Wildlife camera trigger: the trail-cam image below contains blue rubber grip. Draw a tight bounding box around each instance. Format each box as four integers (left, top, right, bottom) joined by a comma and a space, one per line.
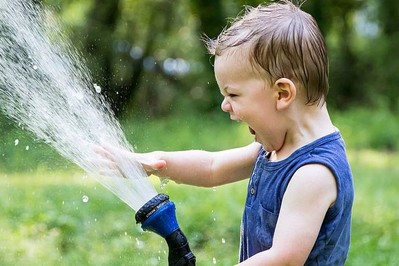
141, 201, 179, 238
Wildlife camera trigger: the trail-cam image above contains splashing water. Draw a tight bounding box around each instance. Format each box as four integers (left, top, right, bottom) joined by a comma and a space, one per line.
0, 0, 157, 211
82, 195, 89, 203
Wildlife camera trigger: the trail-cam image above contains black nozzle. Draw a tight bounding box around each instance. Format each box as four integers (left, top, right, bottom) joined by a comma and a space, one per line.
135, 193, 170, 224
165, 228, 196, 266
135, 194, 196, 266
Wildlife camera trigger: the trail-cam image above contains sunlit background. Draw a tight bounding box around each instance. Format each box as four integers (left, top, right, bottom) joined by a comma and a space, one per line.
1, 0, 399, 265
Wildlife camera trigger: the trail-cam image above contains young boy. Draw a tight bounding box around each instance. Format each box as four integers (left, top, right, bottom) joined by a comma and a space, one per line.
100, 1, 354, 265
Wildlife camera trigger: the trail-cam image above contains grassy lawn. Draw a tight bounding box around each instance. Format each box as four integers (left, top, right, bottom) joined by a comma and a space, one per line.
347, 150, 399, 265
0, 171, 246, 265
1, 109, 399, 265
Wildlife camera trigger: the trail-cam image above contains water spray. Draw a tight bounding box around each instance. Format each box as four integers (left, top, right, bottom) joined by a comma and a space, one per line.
135, 194, 196, 266
0, 1, 196, 264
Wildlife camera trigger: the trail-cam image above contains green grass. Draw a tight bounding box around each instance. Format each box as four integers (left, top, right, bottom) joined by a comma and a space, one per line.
347, 150, 399, 265
1, 108, 399, 265
0, 171, 246, 265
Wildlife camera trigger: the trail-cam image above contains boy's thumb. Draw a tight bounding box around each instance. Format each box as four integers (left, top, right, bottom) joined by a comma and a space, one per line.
152, 160, 166, 170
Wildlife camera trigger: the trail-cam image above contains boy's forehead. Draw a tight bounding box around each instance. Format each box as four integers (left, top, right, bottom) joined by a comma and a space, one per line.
214, 52, 244, 74
214, 51, 259, 85
215, 45, 250, 67
214, 46, 264, 79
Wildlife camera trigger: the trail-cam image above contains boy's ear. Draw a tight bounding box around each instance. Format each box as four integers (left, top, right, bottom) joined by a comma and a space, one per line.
273, 78, 296, 110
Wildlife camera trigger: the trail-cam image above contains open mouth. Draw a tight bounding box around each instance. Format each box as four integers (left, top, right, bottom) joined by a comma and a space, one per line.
249, 126, 256, 135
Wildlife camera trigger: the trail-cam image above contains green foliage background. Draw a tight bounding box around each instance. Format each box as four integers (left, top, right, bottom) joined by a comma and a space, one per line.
36, 0, 399, 115
1, 0, 399, 265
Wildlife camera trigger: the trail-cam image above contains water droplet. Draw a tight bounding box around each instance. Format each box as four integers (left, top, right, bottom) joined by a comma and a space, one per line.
221, 238, 226, 244
25, 145, 29, 150
14, 139, 19, 146
135, 238, 145, 249
124, 231, 128, 236
212, 257, 217, 264
160, 178, 169, 189
82, 195, 89, 203
211, 209, 216, 221
93, 83, 101, 93
32, 64, 38, 70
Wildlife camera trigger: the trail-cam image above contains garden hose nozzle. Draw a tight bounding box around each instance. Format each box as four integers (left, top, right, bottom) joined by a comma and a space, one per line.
135, 194, 196, 266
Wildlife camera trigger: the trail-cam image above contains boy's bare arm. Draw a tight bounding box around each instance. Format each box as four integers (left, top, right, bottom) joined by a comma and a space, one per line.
96, 142, 261, 187
237, 164, 338, 265
149, 142, 260, 187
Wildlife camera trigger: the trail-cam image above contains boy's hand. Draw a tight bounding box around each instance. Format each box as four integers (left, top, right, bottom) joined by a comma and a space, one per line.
94, 145, 166, 177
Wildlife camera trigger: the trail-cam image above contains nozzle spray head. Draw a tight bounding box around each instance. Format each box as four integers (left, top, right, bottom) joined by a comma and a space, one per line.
135, 194, 196, 266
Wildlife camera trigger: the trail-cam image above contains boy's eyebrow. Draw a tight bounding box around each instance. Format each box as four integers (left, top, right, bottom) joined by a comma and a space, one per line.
220, 85, 239, 97
223, 85, 236, 92
220, 85, 232, 95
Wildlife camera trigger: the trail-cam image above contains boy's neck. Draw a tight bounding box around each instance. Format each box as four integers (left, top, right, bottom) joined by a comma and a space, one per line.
272, 104, 336, 162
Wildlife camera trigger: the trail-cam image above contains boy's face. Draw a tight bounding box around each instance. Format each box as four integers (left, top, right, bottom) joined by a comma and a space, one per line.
214, 52, 283, 149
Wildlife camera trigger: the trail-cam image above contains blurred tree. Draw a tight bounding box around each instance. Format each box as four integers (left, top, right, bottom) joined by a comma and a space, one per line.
112, 0, 179, 116
81, 0, 122, 111
41, 0, 393, 115
373, 0, 399, 109
377, 0, 399, 35
302, 0, 365, 108
188, 0, 225, 111
190, 0, 225, 40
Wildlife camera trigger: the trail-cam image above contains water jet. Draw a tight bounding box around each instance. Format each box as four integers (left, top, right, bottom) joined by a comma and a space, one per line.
0, 1, 196, 264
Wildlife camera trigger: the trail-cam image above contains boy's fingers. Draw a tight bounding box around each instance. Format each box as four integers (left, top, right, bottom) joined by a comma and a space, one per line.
138, 158, 166, 172
98, 168, 124, 178
150, 160, 167, 170
94, 145, 116, 161
91, 156, 118, 168
93, 144, 166, 175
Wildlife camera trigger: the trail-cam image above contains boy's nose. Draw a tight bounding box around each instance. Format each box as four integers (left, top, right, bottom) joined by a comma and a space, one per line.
221, 98, 231, 113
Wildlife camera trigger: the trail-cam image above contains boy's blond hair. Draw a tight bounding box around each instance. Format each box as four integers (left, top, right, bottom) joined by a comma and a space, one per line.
206, 1, 328, 105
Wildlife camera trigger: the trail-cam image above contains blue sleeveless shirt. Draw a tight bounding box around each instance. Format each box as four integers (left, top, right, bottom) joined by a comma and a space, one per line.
239, 131, 354, 265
